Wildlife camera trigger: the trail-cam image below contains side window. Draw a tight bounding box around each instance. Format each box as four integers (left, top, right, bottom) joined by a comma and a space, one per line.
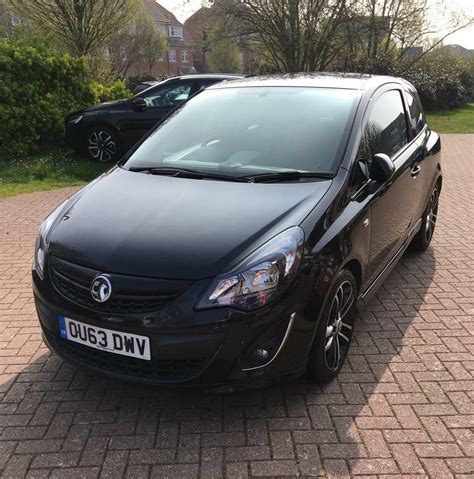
350, 90, 409, 194
365, 90, 408, 158
141, 82, 193, 108
406, 91, 426, 137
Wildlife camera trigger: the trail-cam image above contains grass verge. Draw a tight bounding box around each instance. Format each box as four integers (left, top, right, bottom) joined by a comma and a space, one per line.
0, 148, 111, 199
426, 103, 474, 134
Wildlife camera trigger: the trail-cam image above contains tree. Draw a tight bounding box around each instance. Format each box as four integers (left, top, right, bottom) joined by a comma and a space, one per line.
342, 0, 474, 69
212, 0, 354, 72
207, 35, 241, 72
107, 9, 167, 78
7, 0, 139, 56
142, 20, 168, 75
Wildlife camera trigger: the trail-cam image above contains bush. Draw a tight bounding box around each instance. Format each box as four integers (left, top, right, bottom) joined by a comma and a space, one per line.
91, 80, 133, 103
343, 53, 473, 110
397, 55, 472, 110
0, 42, 95, 156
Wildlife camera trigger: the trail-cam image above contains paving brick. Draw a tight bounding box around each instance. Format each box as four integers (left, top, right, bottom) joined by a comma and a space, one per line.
296, 444, 323, 476
200, 447, 223, 479
226, 462, 248, 478
30, 452, 81, 469
250, 459, 299, 476
99, 451, 129, 479
392, 443, 424, 474
49, 467, 100, 479
421, 458, 454, 479
414, 443, 463, 458
349, 457, 399, 475
269, 430, 294, 459
150, 463, 199, 478
225, 445, 270, 462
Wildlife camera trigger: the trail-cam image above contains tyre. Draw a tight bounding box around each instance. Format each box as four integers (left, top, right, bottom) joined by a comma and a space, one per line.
412, 182, 440, 252
308, 269, 357, 383
86, 126, 121, 162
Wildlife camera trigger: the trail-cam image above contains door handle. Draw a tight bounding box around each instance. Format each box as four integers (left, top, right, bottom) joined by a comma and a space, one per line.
411, 165, 421, 177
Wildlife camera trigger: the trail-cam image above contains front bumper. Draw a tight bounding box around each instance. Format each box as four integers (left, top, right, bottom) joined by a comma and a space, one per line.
33, 263, 315, 391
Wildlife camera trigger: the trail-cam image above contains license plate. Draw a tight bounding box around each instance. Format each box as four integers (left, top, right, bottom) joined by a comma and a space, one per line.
58, 316, 151, 361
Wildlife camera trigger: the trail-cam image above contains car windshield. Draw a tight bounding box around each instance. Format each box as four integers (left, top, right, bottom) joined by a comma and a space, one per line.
123, 86, 360, 176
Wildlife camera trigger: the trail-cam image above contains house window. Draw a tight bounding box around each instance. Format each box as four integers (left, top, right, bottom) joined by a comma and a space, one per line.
169, 26, 183, 38
169, 50, 177, 62
158, 54, 164, 62
181, 50, 189, 62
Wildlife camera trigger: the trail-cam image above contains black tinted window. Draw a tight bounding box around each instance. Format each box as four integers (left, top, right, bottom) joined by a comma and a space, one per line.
366, 90, 408, 157
406, 91, 425, 137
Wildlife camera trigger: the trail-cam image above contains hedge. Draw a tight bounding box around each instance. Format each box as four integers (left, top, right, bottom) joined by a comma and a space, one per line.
0, 42, 132, 157
345, 54, 474, 111
398, 56, 473, 110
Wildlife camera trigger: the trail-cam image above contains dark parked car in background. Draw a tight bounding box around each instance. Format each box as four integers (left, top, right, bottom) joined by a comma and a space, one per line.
36, 74, 441, 390
65, 74, 244, 162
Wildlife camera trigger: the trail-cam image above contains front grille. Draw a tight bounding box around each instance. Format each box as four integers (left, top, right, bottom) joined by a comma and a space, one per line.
44, 329, 207, 381
49, 255, 190, 314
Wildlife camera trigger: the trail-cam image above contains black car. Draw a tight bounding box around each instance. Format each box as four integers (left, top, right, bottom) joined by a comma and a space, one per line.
35, 74, 441, 391
65, 74, 244, 162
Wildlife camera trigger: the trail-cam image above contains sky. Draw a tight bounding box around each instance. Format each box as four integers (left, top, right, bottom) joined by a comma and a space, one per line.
159, 0, 474, 49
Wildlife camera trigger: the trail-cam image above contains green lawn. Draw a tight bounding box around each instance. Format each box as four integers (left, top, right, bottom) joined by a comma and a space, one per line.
426, 103, 474, 134
0, 148, 110, 199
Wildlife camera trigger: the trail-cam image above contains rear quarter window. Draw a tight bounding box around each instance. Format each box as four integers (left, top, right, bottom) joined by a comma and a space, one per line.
406, 91, 426, 137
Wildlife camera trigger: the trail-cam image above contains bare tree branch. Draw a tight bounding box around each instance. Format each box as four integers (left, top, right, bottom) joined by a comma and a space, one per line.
7, 0, 139, 56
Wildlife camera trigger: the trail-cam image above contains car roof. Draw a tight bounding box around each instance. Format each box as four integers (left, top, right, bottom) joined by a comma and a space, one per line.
207, 72, 402, 91
174, 73, 246, 81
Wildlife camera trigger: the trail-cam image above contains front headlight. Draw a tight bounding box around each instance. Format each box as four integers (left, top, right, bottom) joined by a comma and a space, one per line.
197, 227, 304, 311
33, 201, 68, 279
68, 115, 83, 125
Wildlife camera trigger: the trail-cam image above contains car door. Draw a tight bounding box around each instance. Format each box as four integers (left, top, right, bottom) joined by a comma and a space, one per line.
119, 79, 198, 148
403, 86, 435, 219
362, 87, 423, 284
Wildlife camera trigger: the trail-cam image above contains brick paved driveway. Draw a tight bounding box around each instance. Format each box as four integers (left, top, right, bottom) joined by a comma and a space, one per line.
0, 135, 473, 478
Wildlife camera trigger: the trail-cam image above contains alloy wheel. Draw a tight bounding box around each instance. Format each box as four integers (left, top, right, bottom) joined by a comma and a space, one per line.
88, 130, 117, 162
324, 280, 355, 371
425, 187, 439, 243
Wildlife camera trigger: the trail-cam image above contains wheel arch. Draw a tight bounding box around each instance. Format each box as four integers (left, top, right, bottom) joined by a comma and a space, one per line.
341, 258, 363, 296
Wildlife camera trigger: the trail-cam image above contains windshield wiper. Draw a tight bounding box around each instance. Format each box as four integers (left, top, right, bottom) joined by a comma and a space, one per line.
127, 166, 251, 182
248, 171, 335, 183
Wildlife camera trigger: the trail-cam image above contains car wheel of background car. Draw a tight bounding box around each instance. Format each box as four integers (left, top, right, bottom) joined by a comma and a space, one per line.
86, 126, 121, 162
308, 269, 357, 383
412, 182, 440, 252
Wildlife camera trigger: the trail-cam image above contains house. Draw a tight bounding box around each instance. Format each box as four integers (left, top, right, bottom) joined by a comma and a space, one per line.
143, 0, 196, 76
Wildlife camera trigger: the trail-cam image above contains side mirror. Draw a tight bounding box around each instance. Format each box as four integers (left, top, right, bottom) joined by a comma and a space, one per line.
369, 153, 394, 183
131, 98, 147, 112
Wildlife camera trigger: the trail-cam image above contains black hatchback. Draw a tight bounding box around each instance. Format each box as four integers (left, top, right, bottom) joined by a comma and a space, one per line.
35, 74, 442, 391
65, 74, 243, 162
